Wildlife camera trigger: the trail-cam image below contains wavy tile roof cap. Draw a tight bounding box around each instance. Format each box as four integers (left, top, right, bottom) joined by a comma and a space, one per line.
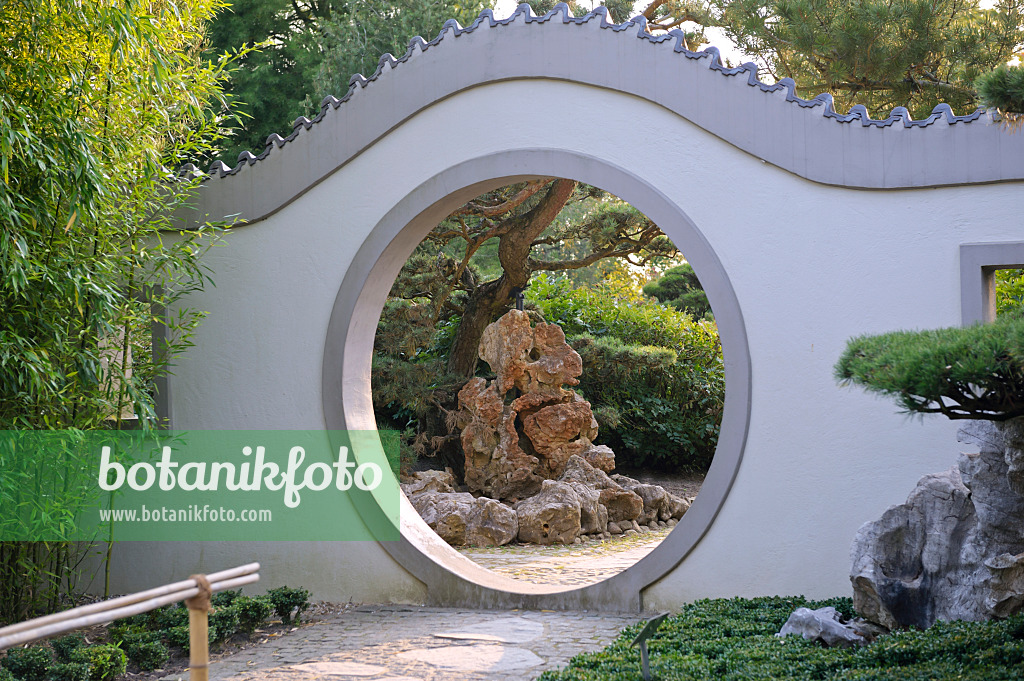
177, 2, 1023, 222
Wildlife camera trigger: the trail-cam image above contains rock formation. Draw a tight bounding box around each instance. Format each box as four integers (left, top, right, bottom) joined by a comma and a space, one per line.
851, 419, 1024, 629
402, 310, 691, 547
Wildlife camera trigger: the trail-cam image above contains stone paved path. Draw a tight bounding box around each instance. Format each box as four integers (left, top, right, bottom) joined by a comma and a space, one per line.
165, 606, 639, 681
457, 526, 672, 586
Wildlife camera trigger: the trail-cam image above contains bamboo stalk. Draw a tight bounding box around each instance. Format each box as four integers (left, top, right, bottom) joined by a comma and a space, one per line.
0, 567, 259, 650
188, 607, 209, 681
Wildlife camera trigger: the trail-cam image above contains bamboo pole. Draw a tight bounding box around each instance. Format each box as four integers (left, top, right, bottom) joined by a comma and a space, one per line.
184, 574, 212, 681
0, 564, 259, 651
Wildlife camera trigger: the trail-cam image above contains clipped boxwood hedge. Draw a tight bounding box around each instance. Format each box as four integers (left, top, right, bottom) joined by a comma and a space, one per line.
539, 596, 1024, 681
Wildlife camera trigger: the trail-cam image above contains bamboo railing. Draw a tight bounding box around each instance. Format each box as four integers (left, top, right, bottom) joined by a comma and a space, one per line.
0, 563, 260, 681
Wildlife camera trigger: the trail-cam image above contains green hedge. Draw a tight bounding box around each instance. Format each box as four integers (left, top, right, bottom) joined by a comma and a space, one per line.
835, 313, 1024, 421
539, 596, 1024, 681
529, 274, 724, 471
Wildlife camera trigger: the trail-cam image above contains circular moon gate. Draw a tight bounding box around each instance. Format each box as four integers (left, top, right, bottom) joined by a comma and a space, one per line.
322, 150, 752, 611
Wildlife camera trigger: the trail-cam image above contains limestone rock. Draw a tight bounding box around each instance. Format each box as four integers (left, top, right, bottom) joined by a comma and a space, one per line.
478, 310, 535, 394
581, 444, 616, 473
776, 607, 868, 648
514, 480, 581, 544
612, 474, 690, 521
458, 377, 542, 501
560, 456, 644, 524
565, 481, 608, 534
522, 400, 597, 478
523, 321, 583, 394
851, 419, 1024, 629
410, 491, 518, 547
400, 469, 456, 497
460, 311, 602, 501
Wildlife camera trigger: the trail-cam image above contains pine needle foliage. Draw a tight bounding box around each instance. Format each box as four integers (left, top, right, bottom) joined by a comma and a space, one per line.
645, 0, 1024, 119
835, 314, 1024, 421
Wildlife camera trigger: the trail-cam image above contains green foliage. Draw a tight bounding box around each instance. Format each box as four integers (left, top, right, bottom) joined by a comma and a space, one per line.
530, 274, 725, 471
0, 0, 240, 617
45, 663, 90, 681
50, 636, 85, 665
68, 646, 125, 681
162, 626, 192, 654
835, 313, 1024, 421
1, 647, 51, 681
210, 589, 241, 609
123, 641, 168, 672
209, 606, 240, 641
210, 0, 486, 162
233, 595, 274, 633
0, 666, 13, 681
650, 0, 1024, 119
147, 605, 188, 632
267, 587, 310, 624
997, 268, 1024, 316
539, 595, 1024, 681
643, 263, 713, 319
977, 63, 1024, 115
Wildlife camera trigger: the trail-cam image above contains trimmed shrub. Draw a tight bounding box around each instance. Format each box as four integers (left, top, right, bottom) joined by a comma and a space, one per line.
147, 604, 188, 632
2, 647, 51, 681
210, 589, 240, 609
233, 596, 273, 633
49, 636, 85, 665
104, 624, 155, 649
642, 263, 712, 319
68, 646, 125, 681
123, 641, 168, 672
538, 596, 1024, 681
0, 669, 11, 681
44, 663, 89, 681
835, 313, 1024, 421
208, 606, 239, 641
162, 626, 190, 653
267, 587, 310, 625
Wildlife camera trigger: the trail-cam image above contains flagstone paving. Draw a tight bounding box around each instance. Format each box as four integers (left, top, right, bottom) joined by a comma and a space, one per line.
165, 606, 640, 681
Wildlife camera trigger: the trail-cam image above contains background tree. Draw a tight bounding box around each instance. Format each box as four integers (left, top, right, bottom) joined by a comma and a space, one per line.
208, 0, 486, 163
642, 0, 1024, 118
643, 263, 712, 319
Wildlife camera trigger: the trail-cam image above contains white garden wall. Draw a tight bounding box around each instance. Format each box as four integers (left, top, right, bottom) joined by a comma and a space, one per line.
102, 5, 1024, 612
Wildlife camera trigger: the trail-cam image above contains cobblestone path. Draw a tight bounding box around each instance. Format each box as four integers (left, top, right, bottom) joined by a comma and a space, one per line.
456, 526, 671, 586
165, 606, 641, 681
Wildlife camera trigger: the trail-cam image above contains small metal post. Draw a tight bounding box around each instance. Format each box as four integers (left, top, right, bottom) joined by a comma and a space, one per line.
630, 612, 669, 681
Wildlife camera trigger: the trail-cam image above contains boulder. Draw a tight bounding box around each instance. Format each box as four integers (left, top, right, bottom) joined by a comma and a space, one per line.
560, 456, 644, 524
514, 480, 582, 544
400, 469, 457, 496
409, 491, 518, 547
565, 481, 608, 534
851, 419, 1024, 629
776, 607, 868, 648
612, 474, 690, 521
581, 444, 616, 473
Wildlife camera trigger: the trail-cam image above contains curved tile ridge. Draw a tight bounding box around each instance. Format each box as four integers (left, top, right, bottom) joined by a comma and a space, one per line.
207, 2, 987, 179
181, 1, 1021, 223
